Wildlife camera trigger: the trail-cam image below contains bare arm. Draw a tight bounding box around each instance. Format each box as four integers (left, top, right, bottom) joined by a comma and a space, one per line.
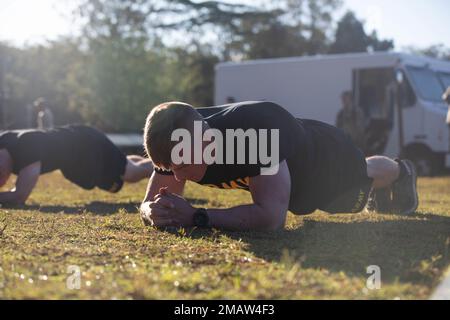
207, 161, 291, 231
0, 162, 41, 205
140, 171, 185, 224
144, 161, 291, 231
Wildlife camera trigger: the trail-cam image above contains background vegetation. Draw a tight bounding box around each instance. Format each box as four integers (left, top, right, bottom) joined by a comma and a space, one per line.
1, 0, 448, 132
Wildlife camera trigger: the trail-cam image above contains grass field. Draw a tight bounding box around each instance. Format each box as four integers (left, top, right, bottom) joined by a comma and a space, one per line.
1, 171, 449, 299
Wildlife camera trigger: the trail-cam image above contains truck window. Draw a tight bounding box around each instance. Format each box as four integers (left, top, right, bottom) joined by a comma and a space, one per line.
353, 67, 403, 156
399, 72, 416, 108
353, 67, 417, 156
407, 66, 444, 102
355, 68, 416, 118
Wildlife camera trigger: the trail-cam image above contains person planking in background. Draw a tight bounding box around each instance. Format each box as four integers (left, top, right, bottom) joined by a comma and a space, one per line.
0, 124, 153, 205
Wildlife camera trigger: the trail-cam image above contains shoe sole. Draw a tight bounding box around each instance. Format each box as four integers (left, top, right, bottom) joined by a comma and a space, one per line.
401, 159, 419, 215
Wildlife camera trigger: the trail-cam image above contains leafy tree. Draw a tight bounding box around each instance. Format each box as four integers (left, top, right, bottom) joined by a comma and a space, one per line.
413, 44, 450, 61
0, 39, 85, 129
172, 44, 219, 107
1, 1, 403, 132
216, 0, 341, 59
330, 11, 393, 54
75, 0, 343, 119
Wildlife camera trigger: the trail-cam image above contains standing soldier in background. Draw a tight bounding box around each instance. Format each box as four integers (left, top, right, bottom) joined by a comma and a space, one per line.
34, 98, 54, 130
443, 87, 450, 126
336, 91, 366, 152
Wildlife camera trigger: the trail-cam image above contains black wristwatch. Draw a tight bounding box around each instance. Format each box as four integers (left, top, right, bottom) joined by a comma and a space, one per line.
193, 208, 210, 228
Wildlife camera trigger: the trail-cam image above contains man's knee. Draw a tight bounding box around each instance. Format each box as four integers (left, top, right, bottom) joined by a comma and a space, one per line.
366, 156, 400, 189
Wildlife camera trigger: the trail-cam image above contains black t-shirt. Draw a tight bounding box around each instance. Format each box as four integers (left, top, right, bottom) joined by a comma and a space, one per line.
0, 125, 111, 175
155, 101, 370, 215
0, 129, 63, 174
155, 101, 311, 208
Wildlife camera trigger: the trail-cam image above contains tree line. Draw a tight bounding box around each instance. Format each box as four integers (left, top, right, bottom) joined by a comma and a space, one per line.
0, 0, 447, 132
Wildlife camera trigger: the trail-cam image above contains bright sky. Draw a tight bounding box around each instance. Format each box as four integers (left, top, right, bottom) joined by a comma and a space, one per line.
0, 0, 448, 49
344, 0, 450, 49
0, 0, 80, 45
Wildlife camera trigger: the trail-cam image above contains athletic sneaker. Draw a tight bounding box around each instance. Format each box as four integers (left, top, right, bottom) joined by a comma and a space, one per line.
366, 188, 392, 213
391, 159, 419, 215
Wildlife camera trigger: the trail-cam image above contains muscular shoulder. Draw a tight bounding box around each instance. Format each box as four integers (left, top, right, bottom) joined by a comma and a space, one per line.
230, 101, 290, 117
205, 101, 296, 130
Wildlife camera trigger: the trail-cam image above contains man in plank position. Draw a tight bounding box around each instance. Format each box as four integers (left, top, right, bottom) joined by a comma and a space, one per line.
0, 125, 153, 205
140, 101, 418, 231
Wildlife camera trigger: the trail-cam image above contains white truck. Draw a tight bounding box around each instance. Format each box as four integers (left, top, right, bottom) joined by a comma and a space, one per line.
215, 52, 450, 175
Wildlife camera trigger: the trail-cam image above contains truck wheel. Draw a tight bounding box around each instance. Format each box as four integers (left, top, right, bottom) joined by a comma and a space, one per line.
413, 156, 434, 176
408, 152, 439, 177
402, 145, 442, 177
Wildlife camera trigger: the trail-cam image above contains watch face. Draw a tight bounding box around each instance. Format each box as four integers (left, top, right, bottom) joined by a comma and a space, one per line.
194, 209, 209, 228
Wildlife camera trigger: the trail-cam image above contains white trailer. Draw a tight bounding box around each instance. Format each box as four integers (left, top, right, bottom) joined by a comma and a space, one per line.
215, 52, 450, 175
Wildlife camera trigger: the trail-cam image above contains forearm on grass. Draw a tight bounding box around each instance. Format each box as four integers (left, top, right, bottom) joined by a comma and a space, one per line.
0, 191, 25, 205
207, 204, 286, 231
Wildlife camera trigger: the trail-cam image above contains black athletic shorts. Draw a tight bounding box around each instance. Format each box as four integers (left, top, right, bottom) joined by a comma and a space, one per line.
288, 120, 373, 215
59, 125, 127, 193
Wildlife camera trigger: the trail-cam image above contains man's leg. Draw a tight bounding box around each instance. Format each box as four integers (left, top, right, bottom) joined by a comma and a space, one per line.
366, 156, 418, 214
123, 156, 154, 183
366, 156, 400, 189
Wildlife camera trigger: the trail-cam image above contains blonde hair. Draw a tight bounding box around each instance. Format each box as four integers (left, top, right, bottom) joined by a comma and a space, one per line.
144, 102, 201, 170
